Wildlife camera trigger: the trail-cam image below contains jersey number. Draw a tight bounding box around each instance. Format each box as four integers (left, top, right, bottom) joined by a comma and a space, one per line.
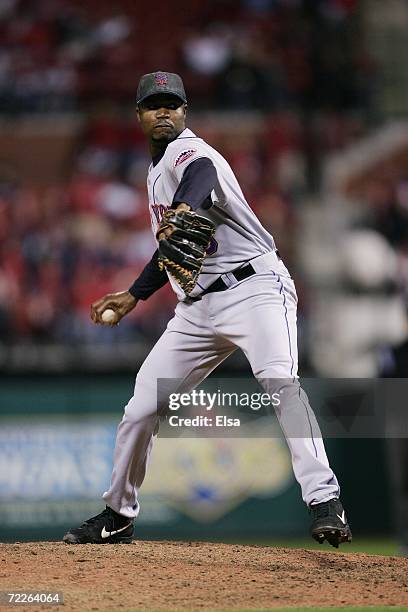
206, 237, 218, 256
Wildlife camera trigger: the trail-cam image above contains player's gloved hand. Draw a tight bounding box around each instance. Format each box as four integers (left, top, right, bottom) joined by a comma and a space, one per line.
156, 207, 215, 294
90, 291, 138, 325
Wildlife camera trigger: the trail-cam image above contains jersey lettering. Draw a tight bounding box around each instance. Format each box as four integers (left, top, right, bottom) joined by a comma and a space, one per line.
151, 203, 169, 225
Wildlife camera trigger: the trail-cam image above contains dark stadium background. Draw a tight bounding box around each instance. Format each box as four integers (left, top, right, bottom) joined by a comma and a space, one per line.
0, 0, 407, 554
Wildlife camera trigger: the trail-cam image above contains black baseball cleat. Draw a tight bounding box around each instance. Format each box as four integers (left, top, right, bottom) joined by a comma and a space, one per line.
310, 498, 352, 548
63, 506, 134, 544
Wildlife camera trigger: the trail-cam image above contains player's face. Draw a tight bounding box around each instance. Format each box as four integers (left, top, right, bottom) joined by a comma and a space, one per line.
137, 95, 187, 146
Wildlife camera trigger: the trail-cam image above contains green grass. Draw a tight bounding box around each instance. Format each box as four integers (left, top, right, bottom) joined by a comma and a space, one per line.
210, 537, 399, 557
264, 538, 399, 557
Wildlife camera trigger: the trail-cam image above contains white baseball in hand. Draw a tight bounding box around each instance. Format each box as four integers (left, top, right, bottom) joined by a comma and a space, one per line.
101, 308, 119, 325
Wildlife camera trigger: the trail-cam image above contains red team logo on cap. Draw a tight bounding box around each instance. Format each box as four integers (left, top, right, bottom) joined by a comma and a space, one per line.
155, 73, 168, 86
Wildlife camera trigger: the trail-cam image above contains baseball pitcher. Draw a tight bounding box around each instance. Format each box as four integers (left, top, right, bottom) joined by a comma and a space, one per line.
63, 72, 352, 548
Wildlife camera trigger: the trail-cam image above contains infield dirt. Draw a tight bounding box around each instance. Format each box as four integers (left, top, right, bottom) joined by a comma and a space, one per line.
0, 541, 407, 611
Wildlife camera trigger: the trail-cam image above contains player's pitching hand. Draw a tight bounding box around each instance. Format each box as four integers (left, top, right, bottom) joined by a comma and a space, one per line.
91, 291, 138, 326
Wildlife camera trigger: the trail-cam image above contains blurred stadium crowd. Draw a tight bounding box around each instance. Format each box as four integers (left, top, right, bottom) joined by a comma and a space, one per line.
0, 0, 367, 113
1, 0, 407, 375
2, 0, 408, 554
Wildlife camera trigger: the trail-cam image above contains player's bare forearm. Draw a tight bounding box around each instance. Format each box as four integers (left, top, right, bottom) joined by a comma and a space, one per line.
91, 291, 138, 325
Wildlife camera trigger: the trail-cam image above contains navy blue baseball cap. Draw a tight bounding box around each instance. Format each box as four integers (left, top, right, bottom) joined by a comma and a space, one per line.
136, 71, 187, 105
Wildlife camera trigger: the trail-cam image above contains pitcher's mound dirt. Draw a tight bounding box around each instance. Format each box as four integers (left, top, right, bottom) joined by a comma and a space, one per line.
1, 541, 407, 610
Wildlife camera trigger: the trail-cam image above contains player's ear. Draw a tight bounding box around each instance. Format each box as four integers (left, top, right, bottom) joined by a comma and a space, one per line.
183, 104, 187, 118
136, 105, 141, 123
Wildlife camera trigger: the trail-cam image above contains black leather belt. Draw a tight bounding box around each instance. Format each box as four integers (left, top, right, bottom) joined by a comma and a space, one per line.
186, 251, 281, 303
202, 261, 255, 295
186, 263, 255, 303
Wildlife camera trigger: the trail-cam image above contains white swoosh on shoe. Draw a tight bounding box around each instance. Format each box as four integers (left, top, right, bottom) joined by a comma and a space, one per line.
336, 511, 346, 525
101, 524, 132, 539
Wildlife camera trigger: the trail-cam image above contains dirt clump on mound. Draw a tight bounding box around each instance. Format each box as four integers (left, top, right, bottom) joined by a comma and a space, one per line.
0, 540, 407, 610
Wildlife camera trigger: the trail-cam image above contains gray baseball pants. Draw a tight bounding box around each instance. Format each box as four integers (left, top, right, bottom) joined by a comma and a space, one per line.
103, 253, 339, 517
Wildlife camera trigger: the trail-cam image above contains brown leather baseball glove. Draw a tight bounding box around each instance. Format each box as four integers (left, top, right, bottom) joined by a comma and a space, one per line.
156, 209, 215, 294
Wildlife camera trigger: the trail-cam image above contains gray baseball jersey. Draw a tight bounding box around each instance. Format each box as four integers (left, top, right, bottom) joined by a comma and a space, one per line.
147, 128, 277, 298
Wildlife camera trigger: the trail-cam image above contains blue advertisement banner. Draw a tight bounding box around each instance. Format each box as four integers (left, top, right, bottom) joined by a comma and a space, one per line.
0, 414, 298, 541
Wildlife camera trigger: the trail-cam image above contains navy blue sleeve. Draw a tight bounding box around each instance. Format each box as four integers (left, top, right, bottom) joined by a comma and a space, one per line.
128, 249, 168, 300
172, 157, 217, 211
128, 158, 217, 301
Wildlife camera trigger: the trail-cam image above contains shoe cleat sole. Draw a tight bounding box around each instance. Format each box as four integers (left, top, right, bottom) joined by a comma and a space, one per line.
63, 534, 133, 545
312, 526, 352, 548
